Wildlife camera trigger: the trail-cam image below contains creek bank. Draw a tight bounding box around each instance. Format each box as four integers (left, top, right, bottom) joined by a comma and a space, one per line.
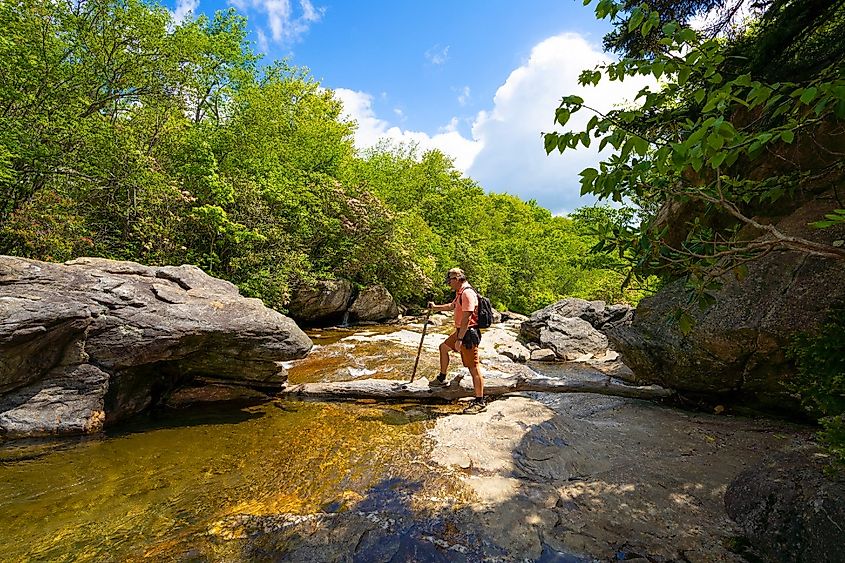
0, 255, 311, 438
211, 321, 817, 562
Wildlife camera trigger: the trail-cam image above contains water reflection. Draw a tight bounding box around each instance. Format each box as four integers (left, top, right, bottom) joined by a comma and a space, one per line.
0, 325, 458, 561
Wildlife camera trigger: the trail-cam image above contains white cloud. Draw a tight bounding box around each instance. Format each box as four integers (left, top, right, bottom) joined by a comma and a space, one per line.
335, 32, 653, 213
467, 33, 654, 214
334, 88, 481, 173
171, 0, 199, 23
256, 28, 270, 54
457, 85, 471, 106
229, 0, 324, 45
425, 45, 450, 65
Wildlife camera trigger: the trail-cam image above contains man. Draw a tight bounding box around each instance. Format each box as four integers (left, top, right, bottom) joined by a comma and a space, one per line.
427, 267, 486, 413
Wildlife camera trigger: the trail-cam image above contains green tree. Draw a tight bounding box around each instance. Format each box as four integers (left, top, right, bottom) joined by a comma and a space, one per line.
545, 0, 845, 313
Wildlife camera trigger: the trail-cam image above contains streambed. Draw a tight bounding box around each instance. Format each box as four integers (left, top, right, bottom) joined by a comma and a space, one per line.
0, 322, 813, 561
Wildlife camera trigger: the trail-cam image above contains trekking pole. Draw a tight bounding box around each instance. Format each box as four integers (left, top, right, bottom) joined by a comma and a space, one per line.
408, 309, 431, 383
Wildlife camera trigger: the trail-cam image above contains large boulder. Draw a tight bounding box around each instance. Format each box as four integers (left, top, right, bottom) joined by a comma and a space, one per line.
0, 256, 312, 438
606, 194, 845, 410
347, 285, 400, 322
520, 298, 632, 343
539, 316, 609, 360
725, 449, 845, 562
287, 279, 353, 325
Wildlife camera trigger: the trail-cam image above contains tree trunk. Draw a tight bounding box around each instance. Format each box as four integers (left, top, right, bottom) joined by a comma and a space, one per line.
279, 372, 672, 402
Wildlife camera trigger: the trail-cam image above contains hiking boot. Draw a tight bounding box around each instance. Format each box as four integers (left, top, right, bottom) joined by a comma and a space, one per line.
463, 397, 487, 414
428, 373, 448, 387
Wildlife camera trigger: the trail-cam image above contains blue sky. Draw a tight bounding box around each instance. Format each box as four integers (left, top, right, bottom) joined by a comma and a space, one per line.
168, 0, 654, 214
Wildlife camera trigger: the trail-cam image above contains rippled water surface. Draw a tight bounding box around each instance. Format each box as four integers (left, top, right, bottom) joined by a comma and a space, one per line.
0, 327, 458, 561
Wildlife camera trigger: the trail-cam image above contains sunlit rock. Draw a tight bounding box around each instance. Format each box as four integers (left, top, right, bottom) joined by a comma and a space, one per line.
0, 255, 312, 437
287, 278, 354, 325
347, 285, 400, 322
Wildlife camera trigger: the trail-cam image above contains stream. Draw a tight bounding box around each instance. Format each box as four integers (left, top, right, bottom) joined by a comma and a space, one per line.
0, 322, 813, 562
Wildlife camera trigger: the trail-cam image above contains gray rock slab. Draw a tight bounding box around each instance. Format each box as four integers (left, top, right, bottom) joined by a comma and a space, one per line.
539, 316, 609, 360
0, 256, 312, 436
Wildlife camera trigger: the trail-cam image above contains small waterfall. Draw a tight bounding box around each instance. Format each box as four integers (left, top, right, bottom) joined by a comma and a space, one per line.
340, 310, 350, 327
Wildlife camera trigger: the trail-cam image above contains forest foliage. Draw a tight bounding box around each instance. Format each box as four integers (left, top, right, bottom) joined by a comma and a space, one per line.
0, 0, 640, 315
547, 0, 845, 460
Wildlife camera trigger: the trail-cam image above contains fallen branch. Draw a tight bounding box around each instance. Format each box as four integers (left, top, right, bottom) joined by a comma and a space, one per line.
278, 371, 673, 402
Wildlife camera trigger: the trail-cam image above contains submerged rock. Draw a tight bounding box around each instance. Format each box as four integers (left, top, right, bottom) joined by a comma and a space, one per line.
0, 256, 312, 437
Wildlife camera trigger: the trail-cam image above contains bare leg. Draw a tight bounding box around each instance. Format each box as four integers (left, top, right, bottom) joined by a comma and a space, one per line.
439, 341, 451, 374
468, 365, 484, 397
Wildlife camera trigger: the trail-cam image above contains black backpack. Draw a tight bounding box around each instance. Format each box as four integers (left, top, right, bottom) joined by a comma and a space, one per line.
462, 285, 493, 329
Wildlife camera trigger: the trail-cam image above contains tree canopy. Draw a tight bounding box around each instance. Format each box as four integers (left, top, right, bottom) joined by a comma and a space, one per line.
0, 0, 639, 315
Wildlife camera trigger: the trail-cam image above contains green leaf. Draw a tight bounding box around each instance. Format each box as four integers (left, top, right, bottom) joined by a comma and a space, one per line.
799, 86, 818, 105
628, 8, 645, 32
688, 126, 708, 145
694, 88, 706, 104
781, 130, 795, 144
691, 157, 703, 172
555, 108, 571, 126
580, 131, 591, 148
652, 62, 665, 79
678, 67, 690, 86
580, 167, 599, 181
707, 133, 724, 150
734, 74, 752, 87
678, 28, 696, 44
678, 312, 694, 335
544, 134, 558, 154
558, 134, 571, 152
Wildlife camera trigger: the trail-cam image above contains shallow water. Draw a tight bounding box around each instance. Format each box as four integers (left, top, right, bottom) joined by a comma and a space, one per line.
0, 327, 457, 561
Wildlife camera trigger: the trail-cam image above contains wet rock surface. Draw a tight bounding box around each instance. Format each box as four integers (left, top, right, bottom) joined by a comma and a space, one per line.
425, 393, 815, 562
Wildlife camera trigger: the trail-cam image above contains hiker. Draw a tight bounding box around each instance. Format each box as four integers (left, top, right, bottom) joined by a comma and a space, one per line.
427, 267, 486, 413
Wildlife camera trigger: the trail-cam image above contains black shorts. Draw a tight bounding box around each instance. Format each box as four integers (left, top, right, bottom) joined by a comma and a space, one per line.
461, 327, 481, 349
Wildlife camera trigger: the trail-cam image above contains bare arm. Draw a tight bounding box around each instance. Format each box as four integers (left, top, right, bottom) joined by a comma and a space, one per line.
427, 301, 455, 312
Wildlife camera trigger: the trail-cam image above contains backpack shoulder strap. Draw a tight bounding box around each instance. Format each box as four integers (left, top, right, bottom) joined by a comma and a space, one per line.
465, 284, 479, 310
